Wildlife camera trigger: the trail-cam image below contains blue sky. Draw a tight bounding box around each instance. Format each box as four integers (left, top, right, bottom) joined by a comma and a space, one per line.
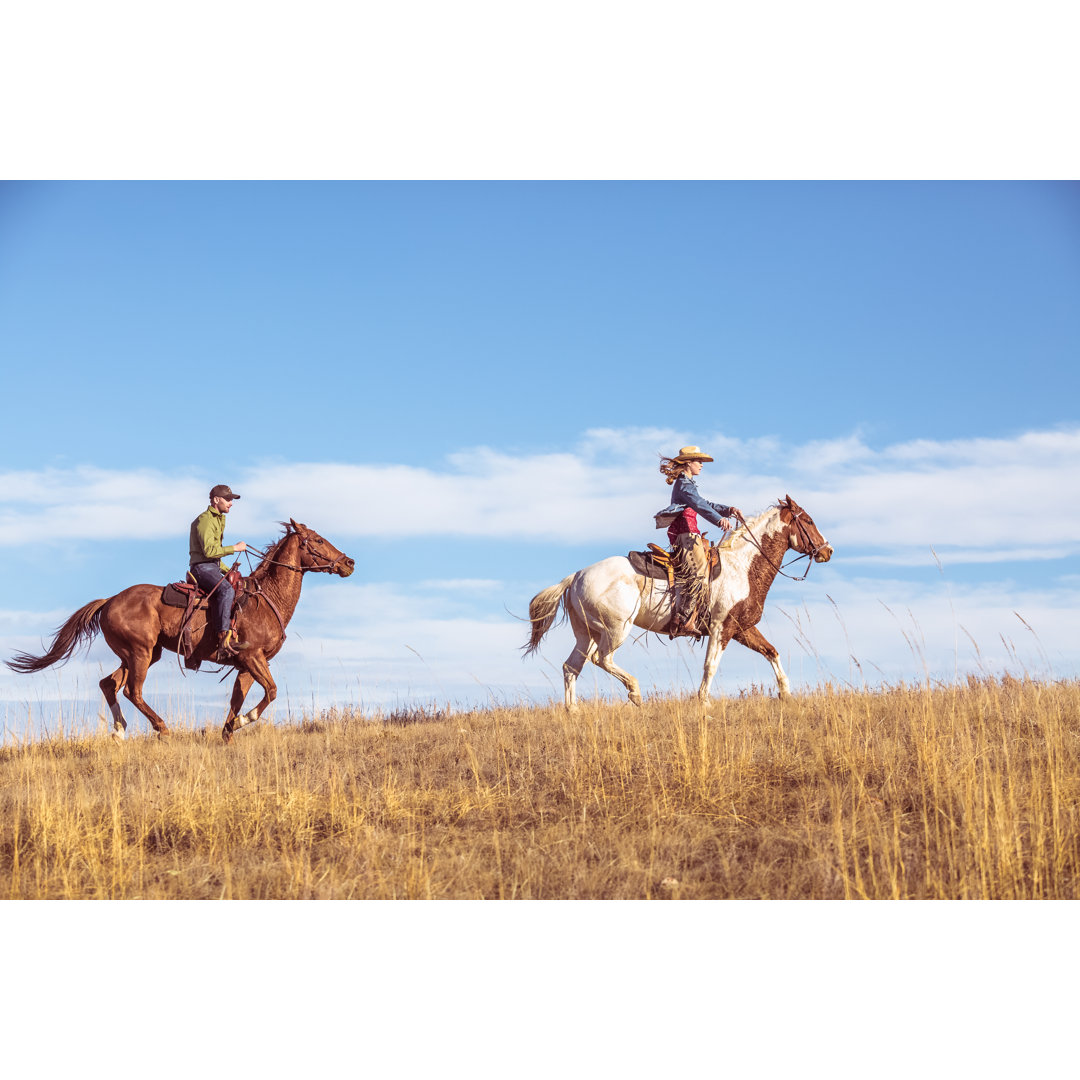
3, 181, 1076, 461
2, 180, 1078, 736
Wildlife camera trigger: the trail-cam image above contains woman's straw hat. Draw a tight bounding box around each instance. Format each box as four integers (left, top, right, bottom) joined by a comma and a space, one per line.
674, 445, 714, 463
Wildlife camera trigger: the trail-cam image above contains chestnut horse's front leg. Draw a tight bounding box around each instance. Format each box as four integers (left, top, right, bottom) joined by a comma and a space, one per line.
221, 669, 255, 744
221, 651, 276, 743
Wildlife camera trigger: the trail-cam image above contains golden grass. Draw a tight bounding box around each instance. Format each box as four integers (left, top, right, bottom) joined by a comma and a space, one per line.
2, 675, 1078, 899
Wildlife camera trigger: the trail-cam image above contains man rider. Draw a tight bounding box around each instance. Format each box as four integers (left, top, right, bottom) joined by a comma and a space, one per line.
189, 484, 248, 662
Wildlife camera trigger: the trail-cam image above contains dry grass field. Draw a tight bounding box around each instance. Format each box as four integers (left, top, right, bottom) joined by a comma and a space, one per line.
2, 675, 1078, 899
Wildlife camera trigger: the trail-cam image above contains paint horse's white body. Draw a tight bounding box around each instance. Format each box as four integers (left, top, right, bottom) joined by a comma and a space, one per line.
525, 497, 832, 710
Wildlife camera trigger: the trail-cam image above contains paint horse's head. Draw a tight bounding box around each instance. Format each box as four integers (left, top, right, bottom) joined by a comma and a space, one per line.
778, 496, 833, 564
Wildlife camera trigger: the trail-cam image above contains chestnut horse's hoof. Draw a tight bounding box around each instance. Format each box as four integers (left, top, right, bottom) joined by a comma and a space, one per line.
222, 721, 235, 744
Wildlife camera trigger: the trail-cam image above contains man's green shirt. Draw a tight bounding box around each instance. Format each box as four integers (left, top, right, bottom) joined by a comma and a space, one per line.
189, 506, 237, 572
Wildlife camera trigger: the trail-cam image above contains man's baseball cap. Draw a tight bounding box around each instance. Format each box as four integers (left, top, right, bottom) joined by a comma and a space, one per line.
209, 484, 241, 501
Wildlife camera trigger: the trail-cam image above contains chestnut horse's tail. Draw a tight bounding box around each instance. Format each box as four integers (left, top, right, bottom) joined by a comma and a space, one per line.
522, 575, 575, 657
5, 598, 109, 673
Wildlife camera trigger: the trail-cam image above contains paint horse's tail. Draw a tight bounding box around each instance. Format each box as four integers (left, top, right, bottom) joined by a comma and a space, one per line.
522, 575, 575, 657
5, 598, 108, 673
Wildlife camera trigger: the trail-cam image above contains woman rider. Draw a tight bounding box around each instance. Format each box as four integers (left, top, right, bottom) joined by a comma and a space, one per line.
655, 446, 742, 637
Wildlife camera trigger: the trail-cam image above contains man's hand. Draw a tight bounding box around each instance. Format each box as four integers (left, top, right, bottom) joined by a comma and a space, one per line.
234, 541, 248, 553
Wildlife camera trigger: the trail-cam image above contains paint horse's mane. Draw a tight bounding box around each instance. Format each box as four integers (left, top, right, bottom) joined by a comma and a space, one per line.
718, 503, 780, 548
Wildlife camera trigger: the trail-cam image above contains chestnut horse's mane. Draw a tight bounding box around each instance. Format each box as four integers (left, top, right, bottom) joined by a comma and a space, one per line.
247, 522, 298, 582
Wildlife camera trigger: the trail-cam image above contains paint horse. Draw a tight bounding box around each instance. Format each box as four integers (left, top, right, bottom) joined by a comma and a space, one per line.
5, 520, 354, 743
524, 497, 832, 710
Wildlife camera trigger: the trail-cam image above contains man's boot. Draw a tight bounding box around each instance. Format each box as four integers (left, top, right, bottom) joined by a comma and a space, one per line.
214, 629, 244, 662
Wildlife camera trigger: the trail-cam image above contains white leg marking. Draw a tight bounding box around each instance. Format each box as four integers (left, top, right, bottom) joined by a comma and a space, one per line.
772, 656, 791, 697
563, 663, 579, 711
234, 707, 261, 728
698, 636, 725, 700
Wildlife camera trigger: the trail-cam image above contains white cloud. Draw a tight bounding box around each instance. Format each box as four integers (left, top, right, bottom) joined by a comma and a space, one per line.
0, 467, 209, 543
768, 574, 1080, 686
2, 426, 1079, 564
421, 578, 502, 591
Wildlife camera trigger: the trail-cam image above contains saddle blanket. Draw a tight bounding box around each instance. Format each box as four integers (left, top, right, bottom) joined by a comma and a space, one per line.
161, 581, 208, 609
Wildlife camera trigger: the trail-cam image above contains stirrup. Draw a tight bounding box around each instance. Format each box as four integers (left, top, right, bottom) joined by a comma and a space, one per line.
669, 613, 704, 640
215, 630, 247, 660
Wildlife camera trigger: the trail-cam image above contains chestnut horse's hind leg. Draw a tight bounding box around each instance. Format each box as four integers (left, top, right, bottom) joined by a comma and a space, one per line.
121, 646, 171, 736
100, 665, 129, 739
222, 652, 276, 743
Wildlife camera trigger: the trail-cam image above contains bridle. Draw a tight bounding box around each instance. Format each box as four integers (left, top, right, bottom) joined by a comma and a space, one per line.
244, 530, 349, 575
295, 532, 350, 574
731, 504, 828, 582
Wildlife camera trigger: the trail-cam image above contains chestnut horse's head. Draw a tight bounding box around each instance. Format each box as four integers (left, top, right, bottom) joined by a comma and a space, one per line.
779, 496, 833, 564
288, 519, 355, 577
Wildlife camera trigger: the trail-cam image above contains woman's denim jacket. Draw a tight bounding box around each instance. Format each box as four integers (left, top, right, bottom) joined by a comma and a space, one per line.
655, 475, 734, 531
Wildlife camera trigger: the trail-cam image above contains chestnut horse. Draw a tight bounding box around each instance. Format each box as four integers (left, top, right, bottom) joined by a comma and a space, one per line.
524, 496, 832, 710
5, 520, 354, 743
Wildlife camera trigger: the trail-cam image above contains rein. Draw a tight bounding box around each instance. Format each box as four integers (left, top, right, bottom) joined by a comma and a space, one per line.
227, 530, 345, 650
731, 507, 823, 582
244, 532, 347, 575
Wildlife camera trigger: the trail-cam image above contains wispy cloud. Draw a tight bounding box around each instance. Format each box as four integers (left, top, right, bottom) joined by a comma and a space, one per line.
766, 574, 1080, 686
2, 426, 1079, 563
3, 571, 1074, 725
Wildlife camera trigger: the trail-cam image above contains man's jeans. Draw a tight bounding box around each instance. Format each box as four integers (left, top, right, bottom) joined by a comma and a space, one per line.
189, 562, 235, 634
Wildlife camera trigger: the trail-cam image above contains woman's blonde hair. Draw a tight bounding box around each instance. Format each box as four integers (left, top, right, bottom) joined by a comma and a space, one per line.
659, 455, 691, 485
